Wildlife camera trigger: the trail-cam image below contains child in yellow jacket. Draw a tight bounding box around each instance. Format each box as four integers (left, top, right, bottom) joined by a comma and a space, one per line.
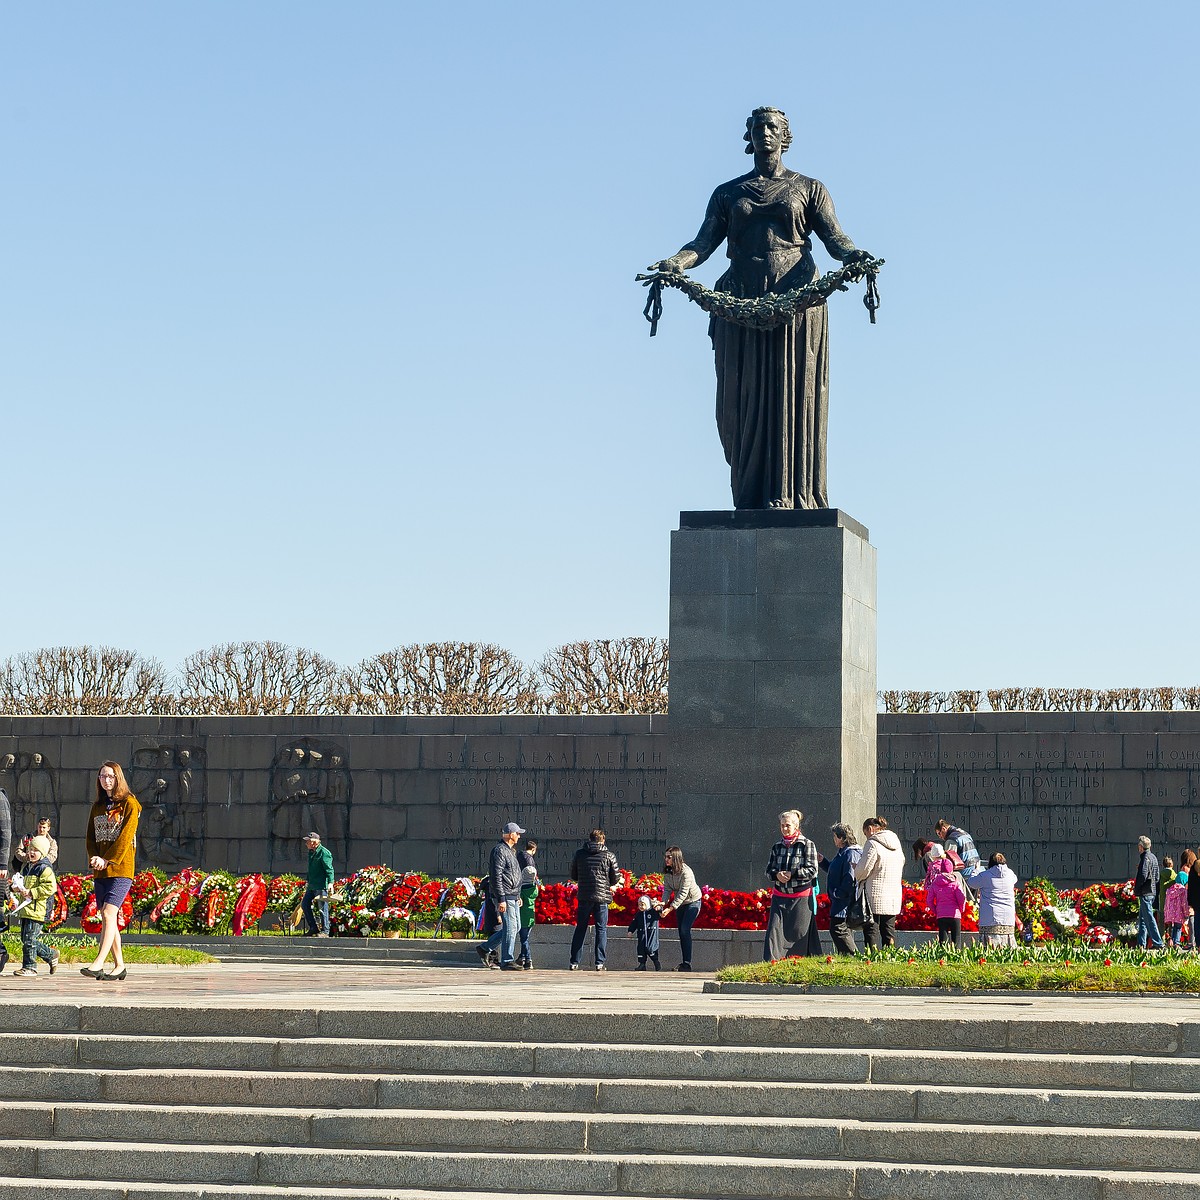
11, 836, 59, 977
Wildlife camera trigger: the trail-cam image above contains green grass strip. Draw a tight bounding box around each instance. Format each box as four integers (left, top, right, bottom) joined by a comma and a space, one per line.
717, 943, 1200, 993
3, 935, 216, 966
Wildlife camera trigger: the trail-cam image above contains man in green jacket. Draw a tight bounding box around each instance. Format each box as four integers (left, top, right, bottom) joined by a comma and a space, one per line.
302, 831, 335, 937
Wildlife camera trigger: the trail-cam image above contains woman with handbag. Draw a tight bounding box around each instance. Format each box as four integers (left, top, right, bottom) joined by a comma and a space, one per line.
762, 810, 820, 961
854, 816, 904, 949
820, 823, 862, 955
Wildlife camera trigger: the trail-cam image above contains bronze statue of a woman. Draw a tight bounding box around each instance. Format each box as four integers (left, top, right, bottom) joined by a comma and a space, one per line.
650, 106, 873, 511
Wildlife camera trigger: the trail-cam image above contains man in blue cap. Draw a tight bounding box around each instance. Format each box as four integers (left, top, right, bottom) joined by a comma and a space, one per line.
478, 820, 524, 971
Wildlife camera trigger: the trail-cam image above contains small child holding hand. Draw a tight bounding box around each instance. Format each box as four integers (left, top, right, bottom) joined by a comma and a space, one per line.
628, 895, 661, 971
10, 836, 59, 977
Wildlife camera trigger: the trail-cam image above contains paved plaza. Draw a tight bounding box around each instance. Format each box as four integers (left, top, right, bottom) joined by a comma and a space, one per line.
8, 960, 1200, 1025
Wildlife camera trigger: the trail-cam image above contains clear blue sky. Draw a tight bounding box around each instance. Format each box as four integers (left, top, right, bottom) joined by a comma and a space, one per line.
3, 3, 1197, 689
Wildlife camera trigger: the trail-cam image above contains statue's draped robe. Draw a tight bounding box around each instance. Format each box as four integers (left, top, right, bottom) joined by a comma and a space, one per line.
681, 170, 858, 510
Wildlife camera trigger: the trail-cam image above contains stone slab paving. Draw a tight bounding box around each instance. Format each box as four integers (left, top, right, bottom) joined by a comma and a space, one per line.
2, 961, 1199, 1026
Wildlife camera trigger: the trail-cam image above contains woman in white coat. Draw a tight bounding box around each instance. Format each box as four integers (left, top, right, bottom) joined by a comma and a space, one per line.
853, 816, 904, 949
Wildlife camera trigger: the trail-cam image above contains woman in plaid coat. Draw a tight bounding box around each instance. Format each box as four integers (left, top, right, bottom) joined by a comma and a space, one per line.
762, 809, 820, 961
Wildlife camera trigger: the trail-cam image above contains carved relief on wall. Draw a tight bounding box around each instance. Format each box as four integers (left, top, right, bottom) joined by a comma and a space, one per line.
128, 745, 208, 868
0, 751, 59, 843
268, 739, 352, 873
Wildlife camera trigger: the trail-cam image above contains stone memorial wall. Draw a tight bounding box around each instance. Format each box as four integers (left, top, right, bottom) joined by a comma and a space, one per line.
3, 711, 1198, 888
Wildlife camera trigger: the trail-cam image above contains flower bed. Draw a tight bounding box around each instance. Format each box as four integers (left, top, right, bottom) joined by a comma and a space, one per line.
40, 864, 1188, 944
716, 942, 1200, 993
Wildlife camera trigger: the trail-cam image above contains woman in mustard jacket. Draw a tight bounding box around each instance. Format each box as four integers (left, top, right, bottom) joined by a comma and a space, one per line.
81, 761, 141, 982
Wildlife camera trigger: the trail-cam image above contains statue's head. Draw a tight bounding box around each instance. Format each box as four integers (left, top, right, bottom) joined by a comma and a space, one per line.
744, 106, 792, 154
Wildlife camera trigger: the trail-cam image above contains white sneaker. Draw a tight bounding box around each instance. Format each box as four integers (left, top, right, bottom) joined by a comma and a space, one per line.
568, 963, 579, 970
595, 964, 606, 972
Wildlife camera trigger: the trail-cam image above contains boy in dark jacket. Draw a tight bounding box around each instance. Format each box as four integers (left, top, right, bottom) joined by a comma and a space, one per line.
628, 895, 661, 970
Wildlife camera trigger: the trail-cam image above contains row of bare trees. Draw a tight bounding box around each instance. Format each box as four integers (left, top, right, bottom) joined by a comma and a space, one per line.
878, 687, 1200, 714
4, 645, 1197, 717
0, 640, 670, 717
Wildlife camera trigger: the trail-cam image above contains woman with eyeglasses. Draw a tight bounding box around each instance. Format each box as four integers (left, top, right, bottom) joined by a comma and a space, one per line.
81, 761, 141, 982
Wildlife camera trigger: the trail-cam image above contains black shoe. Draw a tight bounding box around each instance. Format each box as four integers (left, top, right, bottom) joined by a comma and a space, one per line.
499, 962, 522, 971
674, 963, 692, 972
523, 960, 533, 971
98, 968, 127, 981
476, 945, 492, 967
653, 958, 661, 971
79, 966, 105, 979
636, 962, 647, 971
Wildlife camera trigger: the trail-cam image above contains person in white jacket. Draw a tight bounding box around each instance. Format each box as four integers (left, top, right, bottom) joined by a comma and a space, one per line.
853, 816, 904, 949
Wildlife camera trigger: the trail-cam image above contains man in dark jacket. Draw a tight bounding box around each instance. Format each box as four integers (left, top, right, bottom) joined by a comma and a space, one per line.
569, 829, 620, 971
478, 821, 524, 971
1135, 835, 1164, 950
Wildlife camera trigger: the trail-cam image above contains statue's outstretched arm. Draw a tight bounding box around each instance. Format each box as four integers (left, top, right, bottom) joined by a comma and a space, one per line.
648, 188, 727, 274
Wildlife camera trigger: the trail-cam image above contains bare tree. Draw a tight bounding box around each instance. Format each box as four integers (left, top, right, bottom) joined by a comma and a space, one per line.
0, 646, 170, 715
539, 637, 669, 715
180, 641, 341, 715
348, 643, 541, 715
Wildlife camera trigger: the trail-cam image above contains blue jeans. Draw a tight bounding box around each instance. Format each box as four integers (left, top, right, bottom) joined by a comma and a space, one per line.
302, 887, 328, 935
675, 901, 701, 966
485, 895, 520, 965
570, 901, 609, 966
1137, 895, 1163, 949
20, 919, 55, 971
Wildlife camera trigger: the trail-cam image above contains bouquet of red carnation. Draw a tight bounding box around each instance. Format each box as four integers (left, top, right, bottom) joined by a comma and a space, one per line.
534, 882, 578, 924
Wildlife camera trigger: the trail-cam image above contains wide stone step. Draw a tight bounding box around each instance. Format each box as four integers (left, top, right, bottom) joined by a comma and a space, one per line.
5, 1003, 1197, 1059
4, 1032, 1196, 1093
3, 1140, 1198, 1198
4, 1102, 1200, 1170
6, 1063, 1200, 1131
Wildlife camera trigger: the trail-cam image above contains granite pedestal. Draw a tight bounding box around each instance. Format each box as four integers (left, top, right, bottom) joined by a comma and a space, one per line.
666, 509, 877, 890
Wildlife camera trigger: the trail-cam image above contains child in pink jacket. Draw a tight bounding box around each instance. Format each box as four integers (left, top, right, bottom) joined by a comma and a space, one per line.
926, 857, 967, 946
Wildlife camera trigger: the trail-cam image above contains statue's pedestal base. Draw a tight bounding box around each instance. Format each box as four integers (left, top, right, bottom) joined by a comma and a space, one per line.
666, 509, 877, 891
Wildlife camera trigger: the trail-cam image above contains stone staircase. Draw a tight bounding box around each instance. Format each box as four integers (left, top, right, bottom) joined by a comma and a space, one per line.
1, 1000, 1198, 1199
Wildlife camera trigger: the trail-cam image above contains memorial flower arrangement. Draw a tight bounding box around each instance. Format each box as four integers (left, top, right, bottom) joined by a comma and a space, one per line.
56, 873, 93, 914
232, 873, 269, 935
46, 862, 1161, 945
130, 868, 168, 914
440, 905, 476, 934
330, 901, 375, 936
195, 871, 241, 934
374, 906, 410, 933
382, 873, 427, 915
149, 868, 207, 934
46, 886, 70, 930
80, 890, 135, 933
1078, 880, 1139, 925
346, 865, 396, 908
266, 874, 305, 912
